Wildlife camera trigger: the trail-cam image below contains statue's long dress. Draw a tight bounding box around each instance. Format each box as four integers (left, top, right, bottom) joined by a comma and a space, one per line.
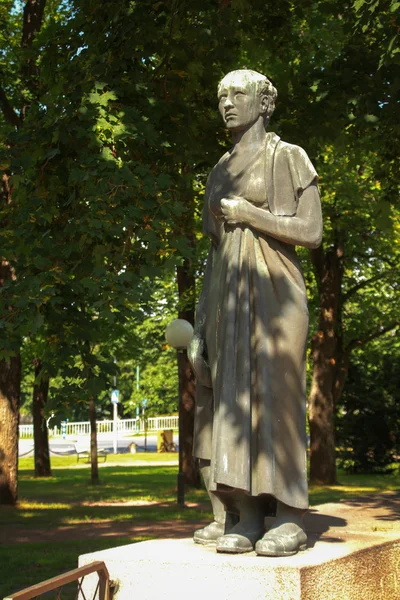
194, 132, 318, 511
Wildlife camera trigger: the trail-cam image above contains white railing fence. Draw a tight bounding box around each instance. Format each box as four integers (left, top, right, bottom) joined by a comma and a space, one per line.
19, 416, 178, 438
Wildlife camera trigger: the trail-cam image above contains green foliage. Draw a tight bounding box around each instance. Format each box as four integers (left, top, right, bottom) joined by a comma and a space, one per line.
320, 144, 399, 342
118, 278, 181, 417
352, 0, 400, 67
0, 0, 399, 469
337, 341, 400, 473
1, 0, 193, 410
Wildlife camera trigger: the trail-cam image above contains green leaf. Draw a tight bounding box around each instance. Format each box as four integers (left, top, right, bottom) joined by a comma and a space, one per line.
44, 148, 60, 160
364, 114, 379, 123
353, 0, 366, 11
157, 174, 171, 190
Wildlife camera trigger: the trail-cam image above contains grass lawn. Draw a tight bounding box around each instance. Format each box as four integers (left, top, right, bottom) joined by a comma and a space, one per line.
1, 454, 399, 598
1, 453, 209, 599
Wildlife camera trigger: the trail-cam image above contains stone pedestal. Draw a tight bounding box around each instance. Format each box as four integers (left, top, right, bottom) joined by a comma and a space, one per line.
79, 492, 400, 600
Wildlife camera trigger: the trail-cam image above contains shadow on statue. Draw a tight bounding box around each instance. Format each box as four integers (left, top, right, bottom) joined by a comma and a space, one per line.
188, 69, 323, 557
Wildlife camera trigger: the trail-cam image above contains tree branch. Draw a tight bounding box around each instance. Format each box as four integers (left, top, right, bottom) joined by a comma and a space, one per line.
0, 85, 21, 128
19, 0, 48, 102
345, 322, 398, 353
343, 269, 396, 302
351, 251, 397, 268
21, 0, 47, 48
310, 243, 325, 289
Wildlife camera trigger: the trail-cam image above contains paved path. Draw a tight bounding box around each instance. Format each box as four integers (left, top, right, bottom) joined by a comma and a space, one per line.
1, 517, 208, 546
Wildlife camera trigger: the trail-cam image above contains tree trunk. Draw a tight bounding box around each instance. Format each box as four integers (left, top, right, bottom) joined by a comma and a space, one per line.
177, 347, 200, 487
177, 258, 201, 488
308, 347, 337, 484
174, 166, 201, 487
333, 347, 351, 407
0, 355, 21, 505
308, 242, 344, 484
89, 397, 99, 485
32, 359, 51, 477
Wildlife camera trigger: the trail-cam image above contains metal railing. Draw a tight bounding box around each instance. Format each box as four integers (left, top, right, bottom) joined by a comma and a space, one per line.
3, 561, 111, 600
19, 415, 179, 438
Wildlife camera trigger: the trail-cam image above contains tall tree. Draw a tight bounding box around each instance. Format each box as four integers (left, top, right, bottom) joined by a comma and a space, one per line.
307, 144, 399, 483
0, 0, 51, 504
32, 359, 51, 477
1, 0, 180, 486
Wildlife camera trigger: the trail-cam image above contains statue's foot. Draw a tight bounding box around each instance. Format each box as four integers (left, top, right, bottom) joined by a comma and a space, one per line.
194, 521, 225, 545
216, 523, 264, 554
255, 523, 307, 557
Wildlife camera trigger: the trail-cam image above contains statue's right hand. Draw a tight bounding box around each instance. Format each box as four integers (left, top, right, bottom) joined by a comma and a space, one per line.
187, 333, 212, 388
221, 196, 250, 225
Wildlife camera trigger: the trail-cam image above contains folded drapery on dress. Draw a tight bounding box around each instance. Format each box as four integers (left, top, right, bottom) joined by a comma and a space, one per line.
193, 132, 318, 510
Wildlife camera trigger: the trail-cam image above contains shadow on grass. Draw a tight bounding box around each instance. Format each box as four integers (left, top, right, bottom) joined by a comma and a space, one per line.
8, 466, 399, 527
0, 537, 140, 600
1, 501, 212, 529
309, 469, 400, 506
1, 465, 211, 532
18, 465, 180, 502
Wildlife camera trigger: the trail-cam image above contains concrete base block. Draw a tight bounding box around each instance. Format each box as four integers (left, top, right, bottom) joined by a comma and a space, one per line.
79, 493, 400, 600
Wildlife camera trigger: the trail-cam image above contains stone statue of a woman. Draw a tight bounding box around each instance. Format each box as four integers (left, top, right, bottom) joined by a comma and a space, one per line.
188, 69, 322, 556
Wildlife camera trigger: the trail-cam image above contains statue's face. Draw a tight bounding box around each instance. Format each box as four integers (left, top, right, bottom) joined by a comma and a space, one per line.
218, 71, 267, 132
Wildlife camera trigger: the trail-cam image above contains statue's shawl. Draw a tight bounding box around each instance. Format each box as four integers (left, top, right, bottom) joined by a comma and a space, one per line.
266, 132, 318, 216
203, 133, 318, 243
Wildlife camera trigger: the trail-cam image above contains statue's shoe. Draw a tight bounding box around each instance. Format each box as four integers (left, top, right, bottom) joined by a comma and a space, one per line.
193, 521, 225, 545
255, 527, 307, 557
216, 529, 263, 554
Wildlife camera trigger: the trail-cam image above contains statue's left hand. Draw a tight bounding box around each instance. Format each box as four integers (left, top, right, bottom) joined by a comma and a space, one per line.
187, 333, 212, 388
220, 197, 249, 224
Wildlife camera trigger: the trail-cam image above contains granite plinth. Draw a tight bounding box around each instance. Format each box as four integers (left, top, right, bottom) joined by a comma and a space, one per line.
79, 492, 400, 600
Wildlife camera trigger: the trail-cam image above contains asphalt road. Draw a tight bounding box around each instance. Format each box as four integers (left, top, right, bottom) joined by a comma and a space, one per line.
18, 433, 169, 458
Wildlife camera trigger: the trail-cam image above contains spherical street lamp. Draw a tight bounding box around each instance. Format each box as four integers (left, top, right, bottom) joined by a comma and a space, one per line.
165, 318, 194, 507
165, 319, 194, 351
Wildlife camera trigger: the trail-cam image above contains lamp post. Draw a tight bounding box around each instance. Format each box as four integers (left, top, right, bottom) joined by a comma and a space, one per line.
111, 357, 119, 455
165, 318, 194, 507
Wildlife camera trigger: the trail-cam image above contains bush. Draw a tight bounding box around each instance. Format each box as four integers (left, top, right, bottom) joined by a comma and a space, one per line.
337, 353, 400, 474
